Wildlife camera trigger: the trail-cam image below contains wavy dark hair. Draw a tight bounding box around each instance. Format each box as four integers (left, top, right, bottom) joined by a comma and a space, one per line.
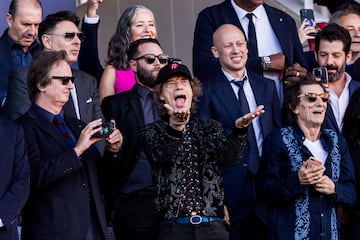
28, 50, 67, 101
153, 77, 202, 120
106, 5, 155, 70
343, 88, 360, 149
315, 23, 351, 55
283, 74, 327, 125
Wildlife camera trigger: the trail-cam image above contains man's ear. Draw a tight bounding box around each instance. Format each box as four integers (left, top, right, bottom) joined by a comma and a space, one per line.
346, 50, 352, 64
6, 13, 13, 28
129, 59, 137, 72
41, 35, 52, 50
211, 46, 219, 58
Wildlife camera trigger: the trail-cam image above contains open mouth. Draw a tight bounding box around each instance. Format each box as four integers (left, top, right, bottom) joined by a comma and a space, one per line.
312, 110, 323, 115
174, 94, 186, 108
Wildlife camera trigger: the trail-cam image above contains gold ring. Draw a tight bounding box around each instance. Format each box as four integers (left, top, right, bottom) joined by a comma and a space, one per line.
296, 71, 300, 77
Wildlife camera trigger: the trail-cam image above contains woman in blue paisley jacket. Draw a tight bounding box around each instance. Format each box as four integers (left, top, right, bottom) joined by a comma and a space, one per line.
257, 76, 356, 240
138, 62, 265, 240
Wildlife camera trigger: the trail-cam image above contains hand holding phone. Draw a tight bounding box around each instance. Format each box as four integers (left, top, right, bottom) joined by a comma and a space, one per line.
92, 122, 115, 138
300, 9, 317, 36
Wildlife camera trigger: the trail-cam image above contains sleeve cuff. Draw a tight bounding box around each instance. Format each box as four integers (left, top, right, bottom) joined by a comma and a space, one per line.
83, 14, 100, 24
0, 218, 4, 228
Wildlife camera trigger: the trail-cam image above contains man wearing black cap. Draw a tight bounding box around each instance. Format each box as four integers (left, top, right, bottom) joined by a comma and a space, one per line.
137, 61, 264, 239
101, 38, 169, 240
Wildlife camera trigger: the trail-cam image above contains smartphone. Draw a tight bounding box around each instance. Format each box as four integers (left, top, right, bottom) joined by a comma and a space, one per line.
92, 122, 115, 138
300, 9, 316, 36
312, 67, 328, 85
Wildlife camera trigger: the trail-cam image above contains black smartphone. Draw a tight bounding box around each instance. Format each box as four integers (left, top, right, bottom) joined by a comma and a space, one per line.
300, 9, 316, 36
92, 122, 115, 138
312, 67, 328, 85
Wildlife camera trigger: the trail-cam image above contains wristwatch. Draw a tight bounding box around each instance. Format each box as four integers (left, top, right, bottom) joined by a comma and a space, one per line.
262, 56, 271, 71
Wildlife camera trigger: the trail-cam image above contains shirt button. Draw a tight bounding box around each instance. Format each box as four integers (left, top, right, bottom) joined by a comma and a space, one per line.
321, 213, 324, 217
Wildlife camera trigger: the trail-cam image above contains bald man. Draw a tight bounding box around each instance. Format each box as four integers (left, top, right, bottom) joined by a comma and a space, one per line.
196, 24, 282, 240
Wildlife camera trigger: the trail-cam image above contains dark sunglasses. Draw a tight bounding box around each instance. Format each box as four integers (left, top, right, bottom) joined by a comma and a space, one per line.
47, 32, 85, 42
133, 53, 169, 64
297, 92, 330, 103
51, 76, 75, 85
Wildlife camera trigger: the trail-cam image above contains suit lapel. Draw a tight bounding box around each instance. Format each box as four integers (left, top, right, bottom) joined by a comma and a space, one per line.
28, 106, 70, 149
129, 88, 145, 127
211, 72, 242, 121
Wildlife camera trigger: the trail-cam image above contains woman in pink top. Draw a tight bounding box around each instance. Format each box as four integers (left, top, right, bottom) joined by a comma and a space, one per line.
99, 5, 157, 103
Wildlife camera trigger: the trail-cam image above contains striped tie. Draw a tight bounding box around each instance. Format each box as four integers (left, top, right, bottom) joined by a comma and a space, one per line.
53, 115, 76, 147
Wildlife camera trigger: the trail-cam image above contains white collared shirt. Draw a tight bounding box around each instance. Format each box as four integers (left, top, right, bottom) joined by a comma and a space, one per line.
231, 0, 284, 102
70, 86, 81, 120
222, 68, 264, 155
328, 73, 351, 131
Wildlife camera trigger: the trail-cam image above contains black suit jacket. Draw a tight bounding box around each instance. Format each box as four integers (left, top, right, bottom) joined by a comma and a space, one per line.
0, 117, 29, 240
193, 0, 308, 81
101, 86, 145, 207
16, 105, 107, 240
196, 71, 282, 221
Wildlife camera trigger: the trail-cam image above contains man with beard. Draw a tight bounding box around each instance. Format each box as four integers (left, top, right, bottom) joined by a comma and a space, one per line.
101, 38, 169, 240
314, 23, 360, 132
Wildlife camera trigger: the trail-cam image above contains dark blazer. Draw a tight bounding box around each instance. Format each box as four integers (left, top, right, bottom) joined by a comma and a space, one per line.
16, 105, 107, 240
0, 29, 41, 109
0, 117, 29, 240
196, 71, 282, 221
5, 67, 103, 123
323, 79, 360, 132
101, 86, 145, 200
193, 0, 308, 81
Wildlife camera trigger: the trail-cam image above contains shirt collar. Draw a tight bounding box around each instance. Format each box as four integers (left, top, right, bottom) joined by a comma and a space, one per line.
136, 83, 152, 99
33, 103, 64, 123
230, 0, 265, 21
5, 29, 41, 53
222, 68, 248, 83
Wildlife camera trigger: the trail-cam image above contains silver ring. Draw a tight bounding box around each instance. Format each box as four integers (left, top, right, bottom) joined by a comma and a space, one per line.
296, 71, 300, 77
314, 176, 318, 180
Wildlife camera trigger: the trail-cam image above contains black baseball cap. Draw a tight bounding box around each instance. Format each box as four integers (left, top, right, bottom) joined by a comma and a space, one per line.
156, 62, 192, 85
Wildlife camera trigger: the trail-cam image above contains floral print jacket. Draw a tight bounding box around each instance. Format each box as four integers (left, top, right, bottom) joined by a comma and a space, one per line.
139, 117, 247, 219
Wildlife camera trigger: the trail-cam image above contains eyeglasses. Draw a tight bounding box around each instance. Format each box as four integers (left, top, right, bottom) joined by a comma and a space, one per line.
51, 76, 75, 85
133, 54, 169, 64
47, 32, 85, 42
297, 92, 330, 103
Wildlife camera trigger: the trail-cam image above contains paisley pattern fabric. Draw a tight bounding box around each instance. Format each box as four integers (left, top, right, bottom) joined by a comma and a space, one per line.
139, 117, 247, 219
281, 126, 340, 240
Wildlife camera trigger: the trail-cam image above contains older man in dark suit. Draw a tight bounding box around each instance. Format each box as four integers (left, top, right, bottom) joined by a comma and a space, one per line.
196, 24, 282, 240
193, 0, 308, 103
16, 50, 122, 240
0, 117, 29, 240
0, 0, 42, 110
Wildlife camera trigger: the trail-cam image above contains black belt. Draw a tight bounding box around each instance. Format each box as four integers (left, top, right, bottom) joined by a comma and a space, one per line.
161, 216, 222, 225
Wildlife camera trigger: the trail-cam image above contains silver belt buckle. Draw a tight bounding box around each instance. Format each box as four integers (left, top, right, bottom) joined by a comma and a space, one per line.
189, 215, 202, 225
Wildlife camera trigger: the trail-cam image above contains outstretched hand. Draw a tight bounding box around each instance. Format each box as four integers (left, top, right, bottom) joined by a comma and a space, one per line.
235, 105, 265, 128
164, 103, 190, 131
